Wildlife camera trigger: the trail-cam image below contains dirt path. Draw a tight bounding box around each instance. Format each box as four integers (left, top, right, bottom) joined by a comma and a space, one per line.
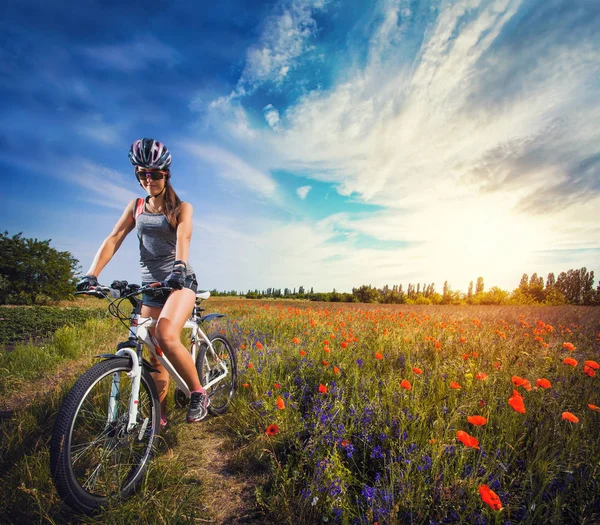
173, 416, 268, 525
2, 359, 270, 524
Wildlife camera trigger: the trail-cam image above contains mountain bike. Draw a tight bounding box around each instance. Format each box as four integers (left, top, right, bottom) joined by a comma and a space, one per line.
50, 281, 237, 513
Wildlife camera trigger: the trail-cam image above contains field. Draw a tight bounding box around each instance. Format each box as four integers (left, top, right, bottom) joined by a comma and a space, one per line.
1, 299, 599, 524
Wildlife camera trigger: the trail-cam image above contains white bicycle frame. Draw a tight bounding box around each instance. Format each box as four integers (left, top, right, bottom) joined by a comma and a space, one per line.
108, 297, 230, 432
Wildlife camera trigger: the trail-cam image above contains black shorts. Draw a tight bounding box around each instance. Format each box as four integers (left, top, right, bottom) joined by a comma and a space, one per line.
141, 274, 198, 308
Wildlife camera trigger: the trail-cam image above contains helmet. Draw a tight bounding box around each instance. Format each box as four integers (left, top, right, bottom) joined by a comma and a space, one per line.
129, 138, 172, 170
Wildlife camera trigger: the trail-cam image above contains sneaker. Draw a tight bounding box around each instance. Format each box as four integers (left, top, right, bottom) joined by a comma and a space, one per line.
187, 391, 210, 423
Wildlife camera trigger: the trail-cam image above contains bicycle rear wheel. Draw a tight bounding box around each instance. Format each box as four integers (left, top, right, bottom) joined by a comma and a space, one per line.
196, 333, 237, 415
50, 357, 160, 513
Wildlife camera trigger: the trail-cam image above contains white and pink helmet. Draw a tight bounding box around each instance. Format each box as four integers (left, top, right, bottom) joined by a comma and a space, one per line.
128, 138, 172, 170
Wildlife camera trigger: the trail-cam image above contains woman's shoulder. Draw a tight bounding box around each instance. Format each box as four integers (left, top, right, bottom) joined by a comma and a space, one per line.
179, 201, 194, 212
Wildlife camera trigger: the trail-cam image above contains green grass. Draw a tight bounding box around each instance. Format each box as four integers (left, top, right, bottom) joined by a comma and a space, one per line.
221, 301, 600, 524
1, 299, 599, 524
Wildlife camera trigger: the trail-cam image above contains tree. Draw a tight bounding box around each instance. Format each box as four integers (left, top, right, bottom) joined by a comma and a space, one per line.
0, 231, 79, 304
556, 268, 595, 305
352, 285, 379, 303
467, 281, 473, 299
519, 274, 529, 291
528, 273, 545, 302
476, 277, 485, 294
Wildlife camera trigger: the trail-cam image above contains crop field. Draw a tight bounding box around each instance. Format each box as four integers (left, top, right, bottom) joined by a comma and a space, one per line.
1, 299, 599, 524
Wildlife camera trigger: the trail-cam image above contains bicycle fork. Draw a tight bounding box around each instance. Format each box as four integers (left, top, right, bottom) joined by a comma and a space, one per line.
106, 347, 144, 434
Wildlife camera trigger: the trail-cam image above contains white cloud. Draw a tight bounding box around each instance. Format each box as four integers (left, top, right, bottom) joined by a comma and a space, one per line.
296, 185, 312, 199
197, 0, 600, 290
182, 142, 277, 198
234, 0, 329, 94
263, 104, 281, 130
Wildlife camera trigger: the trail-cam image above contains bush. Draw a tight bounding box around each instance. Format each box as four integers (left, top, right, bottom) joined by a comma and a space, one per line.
0, 306, 107, 346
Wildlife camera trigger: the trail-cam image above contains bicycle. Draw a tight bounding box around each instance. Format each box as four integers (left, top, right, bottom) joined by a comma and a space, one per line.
49, 280, 237, 513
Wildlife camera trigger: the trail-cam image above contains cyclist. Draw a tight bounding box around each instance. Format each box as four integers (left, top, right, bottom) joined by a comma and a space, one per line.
76, 138, 209, 425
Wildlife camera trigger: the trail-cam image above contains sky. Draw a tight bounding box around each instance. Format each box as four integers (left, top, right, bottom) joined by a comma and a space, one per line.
2, 0, 599, 294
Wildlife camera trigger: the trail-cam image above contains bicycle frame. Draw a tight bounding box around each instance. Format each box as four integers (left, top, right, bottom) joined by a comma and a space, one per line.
106, 292, 230, 432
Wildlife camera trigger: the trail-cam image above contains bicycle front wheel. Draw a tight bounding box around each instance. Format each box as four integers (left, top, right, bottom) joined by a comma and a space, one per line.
196, 333, 237, 415
50, 357, 160, 513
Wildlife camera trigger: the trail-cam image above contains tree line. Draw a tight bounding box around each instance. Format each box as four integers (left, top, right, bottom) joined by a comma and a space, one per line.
1, 231, 598, 306
229, 269, 600, 306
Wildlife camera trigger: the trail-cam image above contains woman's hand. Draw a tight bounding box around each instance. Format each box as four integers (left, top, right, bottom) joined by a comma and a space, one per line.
76, 275, 98, 291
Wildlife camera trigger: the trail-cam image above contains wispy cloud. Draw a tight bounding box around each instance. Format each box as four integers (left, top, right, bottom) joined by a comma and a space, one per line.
201, 0, 600, 288
182, 142, 277, 197
222, 0, 329, 99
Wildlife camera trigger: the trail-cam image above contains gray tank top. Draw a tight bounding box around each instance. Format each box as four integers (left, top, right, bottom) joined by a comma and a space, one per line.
136, 200, 195, 283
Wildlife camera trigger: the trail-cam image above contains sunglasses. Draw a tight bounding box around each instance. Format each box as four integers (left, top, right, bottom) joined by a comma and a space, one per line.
135, 169, 168, 182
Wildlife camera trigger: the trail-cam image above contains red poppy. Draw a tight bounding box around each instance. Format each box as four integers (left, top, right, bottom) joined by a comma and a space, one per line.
479, 484, 502, 511
265, 424, 280, 436
522, 379, 532, 391
536, 378, 551, 389
412, 367, 423, 375
341, 341, 348, 348
324, 346, 331, 354
375, 352, 384, 360
562, 411, 579, 423
588, 404, 600, 412
323, 340, 330, 346
274, 383, 281, 389
456, 430, 479, 449
341, 440, 350, 447
242, 383, 250, 388
299, 350, 307, 356
318, 384, 328, 394
467, 415, 487, 426
400, 379, 412, 390
292, 337, 300, 344
563, 357, 578, 367
247, 363, 254, 369
333, 366, 341, 374
584, 365, 596, 377
585, 360, 600, 370
322, 360, 329, 366
475, 373, 488, 381
512, 376, 526, 387
450, 381, 462, 390
255, 341, 263, 350
563, 342, 576, 351
508, 394, 526, 414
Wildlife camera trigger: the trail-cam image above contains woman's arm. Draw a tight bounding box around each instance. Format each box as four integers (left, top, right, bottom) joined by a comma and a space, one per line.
174, 201, 193, 265
85, 199, 137, 278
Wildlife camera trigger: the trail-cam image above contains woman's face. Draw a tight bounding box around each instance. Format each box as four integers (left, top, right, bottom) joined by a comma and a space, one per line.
135, 168, 168, 196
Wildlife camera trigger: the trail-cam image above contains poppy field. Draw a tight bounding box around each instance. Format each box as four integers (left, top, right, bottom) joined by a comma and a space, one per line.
216, 300, 600, 524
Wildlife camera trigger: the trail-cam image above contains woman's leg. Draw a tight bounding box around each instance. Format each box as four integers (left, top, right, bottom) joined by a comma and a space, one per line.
155, 287, 205, 394
141, 305, 170, 423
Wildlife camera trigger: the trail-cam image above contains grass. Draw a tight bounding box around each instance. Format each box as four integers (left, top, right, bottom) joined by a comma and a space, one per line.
1, 298, 599, 524
219, 301, 600, 524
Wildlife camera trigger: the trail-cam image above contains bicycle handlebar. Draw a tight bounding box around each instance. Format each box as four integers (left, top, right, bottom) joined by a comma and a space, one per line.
75, 282, 173, 300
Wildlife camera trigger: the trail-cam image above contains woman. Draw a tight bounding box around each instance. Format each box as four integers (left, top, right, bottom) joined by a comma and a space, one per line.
76, 138, 209, 425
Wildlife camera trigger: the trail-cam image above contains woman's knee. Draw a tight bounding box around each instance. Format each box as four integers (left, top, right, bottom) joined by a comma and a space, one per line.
155, 326, 180, 350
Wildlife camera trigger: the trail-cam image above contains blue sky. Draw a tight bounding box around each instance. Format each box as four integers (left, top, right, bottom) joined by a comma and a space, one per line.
2, 0, 599, 293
